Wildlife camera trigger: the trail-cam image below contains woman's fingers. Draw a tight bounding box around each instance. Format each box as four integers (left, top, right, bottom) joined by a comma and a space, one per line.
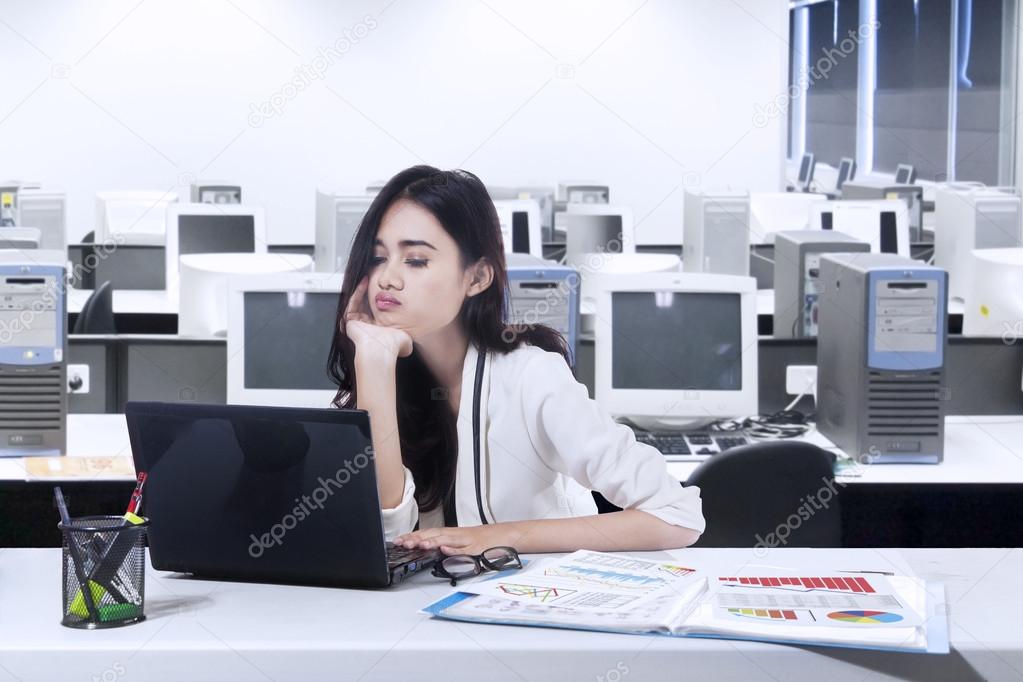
344, 277, 370, 319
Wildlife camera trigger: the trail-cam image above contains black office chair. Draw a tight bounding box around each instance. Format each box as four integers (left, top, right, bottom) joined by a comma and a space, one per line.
684, 440, 841, 548
73, 281, 116, 334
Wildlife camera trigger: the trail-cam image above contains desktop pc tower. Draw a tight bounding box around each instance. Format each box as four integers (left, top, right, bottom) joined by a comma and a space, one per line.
0, 251, 67, 457
816, 253, 948, 464
683, 189, 751, 276
773, 231, 870, 338
315, 191, 373, 274
505, 254, 580, 365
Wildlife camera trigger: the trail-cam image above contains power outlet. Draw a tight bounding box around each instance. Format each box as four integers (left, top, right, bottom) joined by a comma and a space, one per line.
67, 364, 89, 394
785, 365, 817, 400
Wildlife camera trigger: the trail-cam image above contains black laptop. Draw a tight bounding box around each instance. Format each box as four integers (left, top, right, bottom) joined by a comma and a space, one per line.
125, 401, 439, 588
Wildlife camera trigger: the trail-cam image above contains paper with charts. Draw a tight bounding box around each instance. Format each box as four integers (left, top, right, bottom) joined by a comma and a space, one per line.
458, 550, 701, 612
428, 550, 945, 652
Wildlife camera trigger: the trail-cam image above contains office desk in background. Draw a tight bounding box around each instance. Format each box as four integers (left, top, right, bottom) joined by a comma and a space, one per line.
0, 547, 1019, 681
1, 415, 1022, 548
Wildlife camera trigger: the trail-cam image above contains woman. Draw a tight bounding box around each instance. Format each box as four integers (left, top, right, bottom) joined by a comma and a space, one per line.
327, 165, 704, 556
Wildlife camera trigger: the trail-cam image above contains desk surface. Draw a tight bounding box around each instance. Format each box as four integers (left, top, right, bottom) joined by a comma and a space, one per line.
67, 288, 178, 316
0, 547, 1019, 681
2, 414, 1023, 485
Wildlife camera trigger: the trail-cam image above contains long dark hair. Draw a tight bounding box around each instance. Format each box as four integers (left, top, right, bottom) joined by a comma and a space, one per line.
327, 165, 569, 518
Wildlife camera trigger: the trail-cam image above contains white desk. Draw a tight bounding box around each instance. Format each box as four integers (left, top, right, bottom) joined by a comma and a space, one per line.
4, 414, 1022, 486
666, 416, 1023, 485
67, 288, 178, 316
0, 547, 1018, 681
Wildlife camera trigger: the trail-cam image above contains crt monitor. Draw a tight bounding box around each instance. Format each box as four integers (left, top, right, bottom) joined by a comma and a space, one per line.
797, 153, 816, 189
962, 248, 1023, 338
836, 157, 856, 190
95, 190, 178, 246
894, 164, 917, 184
493, 199, 542, 258
165, 203, 267, 291
227, 272, 342, 407
809, 200, 910, 257
593, 272, 758, 430
564, 204, 635, 266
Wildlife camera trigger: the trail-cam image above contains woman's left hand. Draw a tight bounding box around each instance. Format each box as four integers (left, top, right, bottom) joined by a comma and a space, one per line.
394, 524, 513, 556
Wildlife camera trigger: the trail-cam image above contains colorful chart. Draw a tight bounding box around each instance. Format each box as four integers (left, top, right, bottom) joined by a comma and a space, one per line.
827, 610, 903, 624
658, 564, 696, 578
717, 576, 877, 593
546, 566, 665, 589
727, 608, 805, 621
498, 584, 574, 603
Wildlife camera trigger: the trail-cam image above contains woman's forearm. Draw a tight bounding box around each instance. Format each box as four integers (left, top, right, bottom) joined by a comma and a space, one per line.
354, 361, 406, 509
497, 510, 700, 554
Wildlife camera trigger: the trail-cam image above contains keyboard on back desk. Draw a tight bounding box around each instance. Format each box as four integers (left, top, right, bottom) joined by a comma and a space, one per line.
633, 431, 750, 459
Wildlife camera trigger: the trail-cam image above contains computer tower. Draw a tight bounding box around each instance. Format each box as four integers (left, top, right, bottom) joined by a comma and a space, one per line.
773, 231, 870, 338
816, 253, 948, 463
683, 189, 750, 276
840, 181, 924, 240
17, 188, 66, 251
315, 191, 373, 273
505, 254, 579, 366
0, 250, 67, 457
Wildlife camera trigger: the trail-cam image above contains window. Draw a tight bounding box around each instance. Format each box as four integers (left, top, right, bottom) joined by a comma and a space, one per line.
788, 0, 1018, 185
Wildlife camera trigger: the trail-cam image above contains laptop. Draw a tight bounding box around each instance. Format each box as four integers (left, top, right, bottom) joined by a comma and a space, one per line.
125, 401, 439, 588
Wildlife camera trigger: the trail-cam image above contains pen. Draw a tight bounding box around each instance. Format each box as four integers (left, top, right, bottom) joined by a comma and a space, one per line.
54, 487, 102, 622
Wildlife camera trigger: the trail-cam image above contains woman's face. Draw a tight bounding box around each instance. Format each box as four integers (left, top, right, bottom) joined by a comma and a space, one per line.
367, 199, 484, 340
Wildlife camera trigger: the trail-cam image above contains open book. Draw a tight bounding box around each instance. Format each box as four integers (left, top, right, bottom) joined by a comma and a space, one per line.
421, 550, 949, 654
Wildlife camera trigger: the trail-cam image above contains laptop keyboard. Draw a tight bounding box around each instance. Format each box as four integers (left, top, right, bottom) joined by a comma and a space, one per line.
385, 543, 433, 567
634, 431, 750, 459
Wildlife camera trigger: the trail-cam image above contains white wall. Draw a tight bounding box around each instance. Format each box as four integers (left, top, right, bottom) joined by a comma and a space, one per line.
0, 0, 787, 245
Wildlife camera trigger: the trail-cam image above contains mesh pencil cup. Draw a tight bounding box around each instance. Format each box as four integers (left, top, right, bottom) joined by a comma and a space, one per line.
58, 515, 149, 629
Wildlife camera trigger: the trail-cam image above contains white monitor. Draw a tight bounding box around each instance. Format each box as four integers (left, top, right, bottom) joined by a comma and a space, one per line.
227, 272, 342, 407
938, 187, 1021, 301
797, 153, 816, 190
315, 191, 372, 273
166, 203, 267, 292
577, 252, 681, 334
17, 188, 66, 251
835, 157, 856, 191
564, 204, 635, 266
683, 188, 751, 275
494, 199, 542, 258
749, 192, 828, 244
962, 248, 1023, 338
178, 253, 312, 337
809, 200, 910, 257
894, 163, 916, 184
0, 227, 41, 249
95, 190, 178, 246
594, 272, 758, 429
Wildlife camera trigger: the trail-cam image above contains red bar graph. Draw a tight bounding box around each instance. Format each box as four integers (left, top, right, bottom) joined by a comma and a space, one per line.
717, 576, 877, 593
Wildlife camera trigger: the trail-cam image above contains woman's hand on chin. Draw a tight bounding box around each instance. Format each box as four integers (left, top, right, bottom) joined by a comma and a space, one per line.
344, 277, 413, 365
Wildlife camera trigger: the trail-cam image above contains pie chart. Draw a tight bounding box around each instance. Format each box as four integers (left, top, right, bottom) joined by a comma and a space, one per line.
827, 610, 903, 624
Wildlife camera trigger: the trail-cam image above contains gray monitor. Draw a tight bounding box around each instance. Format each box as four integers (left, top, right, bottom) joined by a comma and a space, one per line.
565, 213, 623, 263
895, 164, 917, 184
178, 214, 256, 256
242, 291, 338, 391
92, 245, 166, 290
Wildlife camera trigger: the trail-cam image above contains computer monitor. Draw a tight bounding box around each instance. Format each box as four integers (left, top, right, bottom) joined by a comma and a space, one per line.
227, 272, 342, 407
177, 253, 312, 336
315, 192, 372, 274
962, 248, 1023, 338
933, 182, 986, 275
564, 204, 635, 268
683, 188, 751, 275
894, 164, 917, 184
937, 187, 1021, 301
165, 203, 267, 291
92, 245, 166, 290
797, 153, 816, 191
839, 181, 925, 239
809, 200, 910, 257
748, 192, 828, 245
593, 272, 758, 430
835, 157, 857, 191
557, 182, 610, 204
96, 191, 178, 246
190, 182, 242, 204
576, 253, 680, 335
493, 199, 543, 258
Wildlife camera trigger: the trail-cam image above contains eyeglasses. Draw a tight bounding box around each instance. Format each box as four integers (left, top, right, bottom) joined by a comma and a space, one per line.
431, 546, 522, 586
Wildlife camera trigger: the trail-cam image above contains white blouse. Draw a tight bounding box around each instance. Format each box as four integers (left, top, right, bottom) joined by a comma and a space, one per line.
380, 342, 705, 540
